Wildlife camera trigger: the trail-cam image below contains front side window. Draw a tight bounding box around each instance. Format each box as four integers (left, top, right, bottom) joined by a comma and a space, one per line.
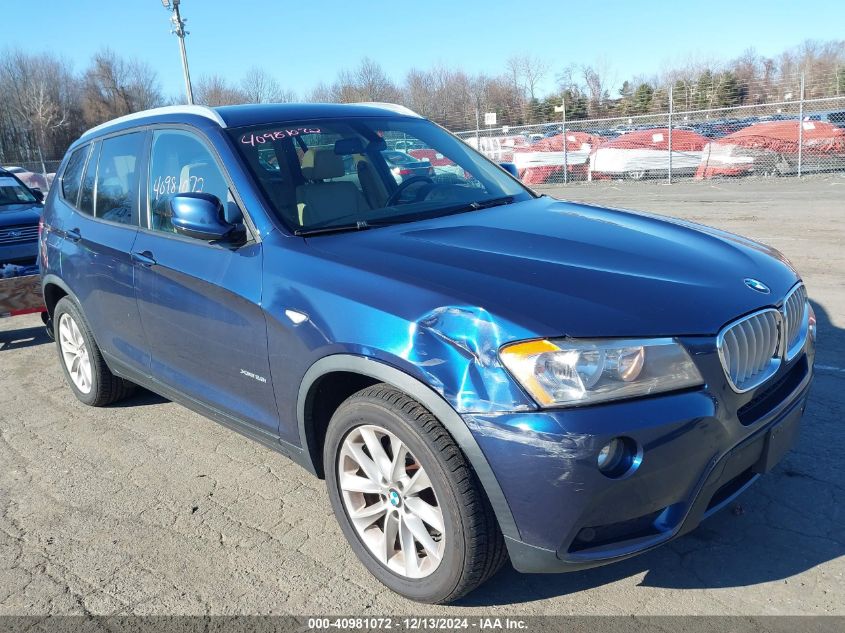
61, 145, 89, 207
95, 133, 145, 225
0, 174, 37, 206
228, 117, 532, 234
78, 142, 101, 216
148, 129, 239, 235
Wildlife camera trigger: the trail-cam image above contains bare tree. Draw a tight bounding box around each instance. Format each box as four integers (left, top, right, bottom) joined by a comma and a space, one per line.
521, 55, 550, 103
0, 50, 78, 171
307, 82, 336, 103
333, 58, 400, 103
194, 74, 246, 106
240, 67, 296, 103
82, 49, 162, 125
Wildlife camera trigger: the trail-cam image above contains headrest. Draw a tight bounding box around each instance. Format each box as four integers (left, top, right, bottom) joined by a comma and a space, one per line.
300, 148, 344, 180
334, 138, 365, 155
180, 161, 210, 184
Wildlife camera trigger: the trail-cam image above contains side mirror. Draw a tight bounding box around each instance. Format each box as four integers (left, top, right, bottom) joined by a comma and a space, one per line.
30, 188, 45, 203
499, 162, 519, 179
169, 192, 241, 242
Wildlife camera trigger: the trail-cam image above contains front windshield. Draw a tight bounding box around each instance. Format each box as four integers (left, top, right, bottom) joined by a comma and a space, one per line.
228, 116, 532, 234
0, 175, 37, 206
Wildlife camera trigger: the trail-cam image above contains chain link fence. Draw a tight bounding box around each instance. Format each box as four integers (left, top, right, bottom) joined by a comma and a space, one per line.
0, 159, 62, 191
5, 71, 845, 191
452, 74, 845, 186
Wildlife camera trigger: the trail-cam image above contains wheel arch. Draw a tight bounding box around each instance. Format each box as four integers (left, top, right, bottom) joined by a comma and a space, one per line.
41, 274, 75, 317
296, 354, 520, 541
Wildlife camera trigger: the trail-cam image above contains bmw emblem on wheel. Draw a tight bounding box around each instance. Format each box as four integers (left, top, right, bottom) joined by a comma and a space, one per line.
744, 278, 770, 294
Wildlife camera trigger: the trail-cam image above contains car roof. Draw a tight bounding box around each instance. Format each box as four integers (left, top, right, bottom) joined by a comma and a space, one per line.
77, 102, 421, 144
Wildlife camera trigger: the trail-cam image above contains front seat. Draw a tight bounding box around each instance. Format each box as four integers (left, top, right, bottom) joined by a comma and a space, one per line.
296, 148, 369, 226
178, 161, 243, 225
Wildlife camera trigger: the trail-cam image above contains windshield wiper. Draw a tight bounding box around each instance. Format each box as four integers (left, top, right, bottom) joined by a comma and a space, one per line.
294, 220, 372, 237
437, 195, 516, 215
294, 196, 517, 237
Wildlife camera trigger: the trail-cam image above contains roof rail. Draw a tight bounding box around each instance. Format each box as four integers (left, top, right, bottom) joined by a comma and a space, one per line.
82, 105, 226, 138
354, 102, 422, 118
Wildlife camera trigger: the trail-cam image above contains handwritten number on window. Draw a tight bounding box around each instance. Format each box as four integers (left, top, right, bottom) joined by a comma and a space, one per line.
152, 175, 205, 199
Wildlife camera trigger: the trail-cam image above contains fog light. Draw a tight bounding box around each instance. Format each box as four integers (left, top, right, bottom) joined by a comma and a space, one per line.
597, 437, 641, 479
808, 303, 817, 343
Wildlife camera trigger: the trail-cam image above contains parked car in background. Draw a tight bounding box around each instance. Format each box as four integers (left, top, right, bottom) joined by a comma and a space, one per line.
382, 149, 434, 183
40, 103, 814, 604
407, 148, 466, 182
1, 167, 45, 319
590, 128, 710, 180
804, 109, 845, 129
462, 134, 529, 162
392, 139, 425, 152
2, 166, 49, 192
696, 120, 845, 179
0, 168, 44, 265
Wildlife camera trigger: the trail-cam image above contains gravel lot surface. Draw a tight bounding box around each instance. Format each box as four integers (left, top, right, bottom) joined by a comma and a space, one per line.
1, 176, 843, 616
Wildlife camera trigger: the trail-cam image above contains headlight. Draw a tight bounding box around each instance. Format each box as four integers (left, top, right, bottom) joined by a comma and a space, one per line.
499, 338, 703, 407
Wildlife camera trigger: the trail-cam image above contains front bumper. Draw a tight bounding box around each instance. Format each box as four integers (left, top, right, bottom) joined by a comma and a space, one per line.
466, 340, 814, 573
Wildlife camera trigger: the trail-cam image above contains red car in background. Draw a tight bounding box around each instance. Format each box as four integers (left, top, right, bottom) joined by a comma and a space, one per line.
2, 166, 51, 192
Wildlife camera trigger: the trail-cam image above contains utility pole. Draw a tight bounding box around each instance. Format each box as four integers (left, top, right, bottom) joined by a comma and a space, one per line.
475, 103, 481, 152
668, 85, 673, 184
797, 72, 805, 178
161, 0, 194, 104
554, 99, 568, 184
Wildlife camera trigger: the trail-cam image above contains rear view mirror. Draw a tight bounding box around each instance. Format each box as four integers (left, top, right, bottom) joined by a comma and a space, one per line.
499, 162, 519, 178
30, 188, 44, 203
169, 193, 242, 242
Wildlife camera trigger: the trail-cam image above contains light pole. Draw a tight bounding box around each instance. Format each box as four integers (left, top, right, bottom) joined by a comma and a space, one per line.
161, 0, 194, 104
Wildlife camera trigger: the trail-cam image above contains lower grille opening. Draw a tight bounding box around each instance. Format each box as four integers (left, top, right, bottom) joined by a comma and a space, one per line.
569, 509, 664, 553
737, 356, 807, 425
706, 467, 755, 512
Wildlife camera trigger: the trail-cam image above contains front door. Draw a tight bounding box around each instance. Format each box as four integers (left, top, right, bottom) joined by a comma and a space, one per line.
133, 128, 279, 434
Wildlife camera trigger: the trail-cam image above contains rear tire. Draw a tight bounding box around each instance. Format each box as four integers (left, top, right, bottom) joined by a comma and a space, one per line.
53, 296, 136, 407
324, 383, 507, 604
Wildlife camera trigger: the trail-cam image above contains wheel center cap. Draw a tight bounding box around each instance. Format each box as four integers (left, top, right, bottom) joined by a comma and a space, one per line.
387, 489, 402, 507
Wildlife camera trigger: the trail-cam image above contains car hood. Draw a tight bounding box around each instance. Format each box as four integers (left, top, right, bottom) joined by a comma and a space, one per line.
305, 197, 800, 338
0, 203, 42, 225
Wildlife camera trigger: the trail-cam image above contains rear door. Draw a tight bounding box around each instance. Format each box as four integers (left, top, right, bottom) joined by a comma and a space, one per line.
54, 132, 150, 373
133, 128, 279, 434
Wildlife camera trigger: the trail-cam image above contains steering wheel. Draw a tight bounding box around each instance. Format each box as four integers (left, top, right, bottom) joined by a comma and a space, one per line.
385, 175, 434, 206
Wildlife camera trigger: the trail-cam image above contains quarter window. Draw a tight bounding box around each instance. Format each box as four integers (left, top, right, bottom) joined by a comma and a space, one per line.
147, 129, 240, 235
61, 145, 88, 207
95, 133, 145, 226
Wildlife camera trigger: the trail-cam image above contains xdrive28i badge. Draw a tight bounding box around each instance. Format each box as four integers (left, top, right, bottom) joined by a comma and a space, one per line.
744, 278, 770, 294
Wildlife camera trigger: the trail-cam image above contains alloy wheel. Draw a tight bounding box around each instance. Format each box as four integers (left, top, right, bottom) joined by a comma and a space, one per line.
337, 424, 446, 579
58, 313, 92, 394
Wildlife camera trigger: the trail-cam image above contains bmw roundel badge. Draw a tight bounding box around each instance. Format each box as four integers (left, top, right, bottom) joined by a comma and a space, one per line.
744, 278, 770, 294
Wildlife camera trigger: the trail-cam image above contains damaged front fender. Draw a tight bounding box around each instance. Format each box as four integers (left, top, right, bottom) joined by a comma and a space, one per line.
396, 305, 538, 414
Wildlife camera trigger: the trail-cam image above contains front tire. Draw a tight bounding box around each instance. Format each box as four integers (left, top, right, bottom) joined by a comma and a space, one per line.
324, 384, 506, 603
53, 297, 135, 407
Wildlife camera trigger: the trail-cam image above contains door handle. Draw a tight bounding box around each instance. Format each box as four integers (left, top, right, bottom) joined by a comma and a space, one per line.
65, 228, 81, 243
131, 250, 157, 267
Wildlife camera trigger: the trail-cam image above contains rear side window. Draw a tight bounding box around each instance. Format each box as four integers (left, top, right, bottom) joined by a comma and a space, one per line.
95, 133, 145, 226
78, 142, 101, 216
61, 145, 88, 206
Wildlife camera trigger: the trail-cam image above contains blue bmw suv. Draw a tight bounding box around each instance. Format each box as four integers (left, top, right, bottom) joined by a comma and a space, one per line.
39, 103, 815, 603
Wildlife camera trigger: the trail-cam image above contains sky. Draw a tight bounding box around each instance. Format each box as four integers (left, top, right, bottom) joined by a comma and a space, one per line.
1, 0, 841, 100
